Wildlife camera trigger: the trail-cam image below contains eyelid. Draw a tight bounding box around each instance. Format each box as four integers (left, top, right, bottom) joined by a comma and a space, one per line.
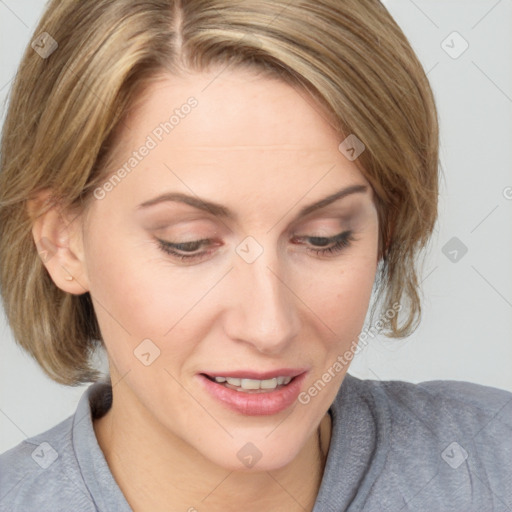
287, 209, 358, 236
155, 229, 355, 263
144, 198, 364, 233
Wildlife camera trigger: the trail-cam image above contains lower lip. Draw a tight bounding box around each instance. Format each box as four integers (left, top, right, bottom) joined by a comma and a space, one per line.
198, 373, 308, 416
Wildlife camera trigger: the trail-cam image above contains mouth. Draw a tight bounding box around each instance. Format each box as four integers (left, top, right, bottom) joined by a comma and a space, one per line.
197, 369, 308, 416
201, 373, 296, 393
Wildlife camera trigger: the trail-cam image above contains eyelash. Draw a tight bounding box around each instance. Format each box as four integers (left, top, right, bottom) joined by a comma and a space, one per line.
156, 230, 355, 262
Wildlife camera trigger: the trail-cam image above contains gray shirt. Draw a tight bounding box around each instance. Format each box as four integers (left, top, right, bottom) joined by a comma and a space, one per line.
1, 374, 511, 511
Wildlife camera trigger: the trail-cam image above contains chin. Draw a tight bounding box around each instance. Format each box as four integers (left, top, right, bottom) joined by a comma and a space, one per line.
198, 434, 307, 473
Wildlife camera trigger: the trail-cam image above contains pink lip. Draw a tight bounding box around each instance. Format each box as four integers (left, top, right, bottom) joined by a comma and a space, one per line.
197, 371, 308, 416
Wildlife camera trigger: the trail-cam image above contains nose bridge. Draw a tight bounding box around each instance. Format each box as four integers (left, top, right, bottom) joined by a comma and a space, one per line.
227, 239, 300, 352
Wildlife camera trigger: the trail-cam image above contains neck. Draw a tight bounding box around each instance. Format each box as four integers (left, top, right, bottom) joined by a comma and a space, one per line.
93, 384, 332, 512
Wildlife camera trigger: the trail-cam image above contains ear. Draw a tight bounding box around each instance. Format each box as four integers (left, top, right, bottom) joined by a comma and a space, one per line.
27, 189, 90, 295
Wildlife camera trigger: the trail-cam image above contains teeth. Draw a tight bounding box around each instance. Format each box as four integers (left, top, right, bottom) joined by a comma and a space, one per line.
212, 375, 292, 390
260, 378, 278, 389
241, 378, 262, 390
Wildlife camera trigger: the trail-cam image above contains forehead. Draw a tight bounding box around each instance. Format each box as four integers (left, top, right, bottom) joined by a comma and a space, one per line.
120, 68, 343, 152
95, 68, 371, 219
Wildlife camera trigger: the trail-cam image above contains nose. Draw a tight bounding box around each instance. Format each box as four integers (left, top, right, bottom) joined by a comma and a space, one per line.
223, 245, 301, 354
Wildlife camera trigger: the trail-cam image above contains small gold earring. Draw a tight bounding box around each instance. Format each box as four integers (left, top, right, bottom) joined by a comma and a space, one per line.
64, 275, 74, 281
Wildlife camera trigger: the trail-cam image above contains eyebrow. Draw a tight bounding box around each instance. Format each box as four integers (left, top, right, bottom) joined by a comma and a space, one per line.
137, 183, 368, 220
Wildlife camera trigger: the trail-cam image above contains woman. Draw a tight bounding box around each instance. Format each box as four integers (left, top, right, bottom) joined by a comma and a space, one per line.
0, 0, 510, 511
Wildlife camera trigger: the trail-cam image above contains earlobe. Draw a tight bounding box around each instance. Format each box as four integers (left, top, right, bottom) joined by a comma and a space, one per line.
27, 190, 90, 295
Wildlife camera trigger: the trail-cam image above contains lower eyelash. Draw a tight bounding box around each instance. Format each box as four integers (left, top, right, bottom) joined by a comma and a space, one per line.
156, 230, 355, 262
305, 231, 355, 256
157, 239, 210, 262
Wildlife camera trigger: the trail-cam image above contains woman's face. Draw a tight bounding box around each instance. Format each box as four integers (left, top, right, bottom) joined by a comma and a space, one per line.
77, 68, 380, 470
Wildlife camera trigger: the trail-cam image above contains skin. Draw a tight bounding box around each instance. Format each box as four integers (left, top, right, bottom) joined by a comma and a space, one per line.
32, 68, 380, 511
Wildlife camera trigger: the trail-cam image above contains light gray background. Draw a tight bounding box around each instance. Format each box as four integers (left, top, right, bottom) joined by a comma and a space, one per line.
1, 0, 511, 453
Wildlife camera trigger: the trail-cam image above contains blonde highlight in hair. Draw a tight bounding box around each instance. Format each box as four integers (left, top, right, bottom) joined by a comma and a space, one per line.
0, 0, 439, 385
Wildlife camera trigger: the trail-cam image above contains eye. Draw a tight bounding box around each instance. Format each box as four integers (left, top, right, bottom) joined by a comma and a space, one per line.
156, 238, 215, 262
156, 230, 355, 263
294, 230, 355, 257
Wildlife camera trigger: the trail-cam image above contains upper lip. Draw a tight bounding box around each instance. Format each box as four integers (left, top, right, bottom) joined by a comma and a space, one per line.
201, 368, 308, 380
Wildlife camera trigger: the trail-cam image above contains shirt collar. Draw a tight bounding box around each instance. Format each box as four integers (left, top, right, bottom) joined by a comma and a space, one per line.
72, 381, 132, 512
313, 374, 391, 511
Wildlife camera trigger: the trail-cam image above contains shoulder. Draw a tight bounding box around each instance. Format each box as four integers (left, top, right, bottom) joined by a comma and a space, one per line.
342, 375, 512, 509
357, 375, 512, 432
345, 374, 512, 449
370, 381, 512, 440
0, 415, 96, 512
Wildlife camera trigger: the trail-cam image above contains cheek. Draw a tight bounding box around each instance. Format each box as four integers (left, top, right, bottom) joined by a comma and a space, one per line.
304, 245, 377, 337
83, 231, 222, 372
81, 229, 172, 362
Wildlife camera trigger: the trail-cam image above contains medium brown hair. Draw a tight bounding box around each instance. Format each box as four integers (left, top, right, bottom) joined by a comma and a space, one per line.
0, 0, 439, 385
